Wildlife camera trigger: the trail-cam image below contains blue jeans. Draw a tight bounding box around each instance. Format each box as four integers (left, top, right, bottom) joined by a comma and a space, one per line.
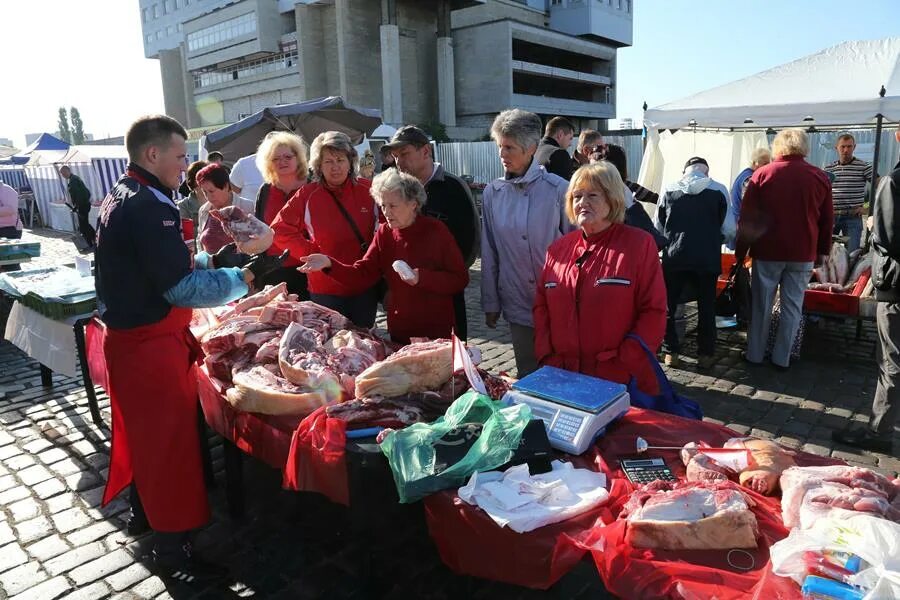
833, 214, 862, 253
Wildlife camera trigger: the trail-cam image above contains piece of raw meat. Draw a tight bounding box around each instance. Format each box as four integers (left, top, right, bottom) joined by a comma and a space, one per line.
780, 465, 900, 529
278, 322, 328, 383
297, 301, 351, 333
325, 396, 426, 429
254, 335, 282, 363
324, 330, 387, 362
226, 365, 336, 416
218, 283, 288, 322
201, 317, 277, 355
258, 301, 304, 326
724, 438, 795, 495
354, 339, 455, 399
622, 481, 759, 550
209, 205, 274, 255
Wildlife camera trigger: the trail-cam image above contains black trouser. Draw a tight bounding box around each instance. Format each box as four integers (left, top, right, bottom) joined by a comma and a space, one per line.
260, 266, 309, 300
663, 268, 718, 356
76, 209, 96, 247
131, 483, 191, 562
311, 288, 378, 329
871, 302, 900, 435
453, 291, 467, 341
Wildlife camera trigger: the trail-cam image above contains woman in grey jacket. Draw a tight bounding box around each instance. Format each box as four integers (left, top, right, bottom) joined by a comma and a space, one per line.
480, 109, 572, 377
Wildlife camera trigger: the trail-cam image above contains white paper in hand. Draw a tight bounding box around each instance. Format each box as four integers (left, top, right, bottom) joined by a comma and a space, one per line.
452, 333, 487, 395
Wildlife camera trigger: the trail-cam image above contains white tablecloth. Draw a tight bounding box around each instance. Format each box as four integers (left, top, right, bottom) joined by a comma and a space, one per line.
3, 301, 90, 377
47, 204, 76, 232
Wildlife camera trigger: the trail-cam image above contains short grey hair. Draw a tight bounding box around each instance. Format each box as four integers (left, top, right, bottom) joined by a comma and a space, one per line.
750, 147, 771, 167
370, 169, 426, 212
490, 109, 542, 152
309, 131, 359, 180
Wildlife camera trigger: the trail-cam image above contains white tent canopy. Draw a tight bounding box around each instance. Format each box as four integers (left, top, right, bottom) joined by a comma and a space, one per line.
644, 37, 900, 129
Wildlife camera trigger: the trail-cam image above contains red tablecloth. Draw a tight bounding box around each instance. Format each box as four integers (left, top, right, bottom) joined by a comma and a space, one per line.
424, 408, 845, 595
85, 317, 109, 392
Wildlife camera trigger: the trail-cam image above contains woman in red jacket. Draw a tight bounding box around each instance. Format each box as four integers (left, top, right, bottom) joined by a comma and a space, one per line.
299, 170, 468, 344
271, 131, 378, 327
534, 163, 667, 394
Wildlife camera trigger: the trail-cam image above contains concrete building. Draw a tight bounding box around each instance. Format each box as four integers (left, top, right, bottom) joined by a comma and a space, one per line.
138, 0, 632, 140
0, 138, 13, 148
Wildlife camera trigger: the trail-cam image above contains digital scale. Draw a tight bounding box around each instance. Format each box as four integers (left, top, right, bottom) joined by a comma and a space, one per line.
501, 366, 630, 455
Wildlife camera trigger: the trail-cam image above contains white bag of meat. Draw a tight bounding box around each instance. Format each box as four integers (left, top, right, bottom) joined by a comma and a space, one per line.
209, 205, 275, 255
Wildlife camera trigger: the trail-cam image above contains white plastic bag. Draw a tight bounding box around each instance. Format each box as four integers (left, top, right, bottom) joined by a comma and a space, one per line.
770, 513, 900, 599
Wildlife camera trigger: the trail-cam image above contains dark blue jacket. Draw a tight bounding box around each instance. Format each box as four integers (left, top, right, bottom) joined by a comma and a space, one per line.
656, 184, 727, 273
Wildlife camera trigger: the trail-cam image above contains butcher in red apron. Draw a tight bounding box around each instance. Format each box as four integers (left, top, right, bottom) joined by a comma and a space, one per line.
95, 115, 283, 584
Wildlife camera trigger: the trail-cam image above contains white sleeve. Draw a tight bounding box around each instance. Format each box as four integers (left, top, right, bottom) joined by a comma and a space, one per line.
230, 159, 245, 188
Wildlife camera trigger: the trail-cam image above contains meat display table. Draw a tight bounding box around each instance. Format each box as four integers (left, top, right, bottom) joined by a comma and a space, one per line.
3, 300, 103, 428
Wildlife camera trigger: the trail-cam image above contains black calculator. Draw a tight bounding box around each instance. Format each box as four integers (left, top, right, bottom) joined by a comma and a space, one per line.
620, 457, 677, 484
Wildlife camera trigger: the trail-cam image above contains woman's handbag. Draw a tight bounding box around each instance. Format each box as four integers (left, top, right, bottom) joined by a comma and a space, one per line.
624, 333, 703, 420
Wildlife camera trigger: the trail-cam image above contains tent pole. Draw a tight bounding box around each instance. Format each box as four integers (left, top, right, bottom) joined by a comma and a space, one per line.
869, 113, 883, 210
869, 87, 887, 210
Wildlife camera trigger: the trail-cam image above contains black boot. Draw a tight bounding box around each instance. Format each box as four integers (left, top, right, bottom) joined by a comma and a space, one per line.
127, 484, 150, 536
153, 532, 229, 585
832, 427, 893, 454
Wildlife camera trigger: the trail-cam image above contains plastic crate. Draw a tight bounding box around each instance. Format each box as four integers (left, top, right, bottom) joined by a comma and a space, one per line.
19, 291, 96, 320
0, 241, 40, 261
803, 289, 859, 316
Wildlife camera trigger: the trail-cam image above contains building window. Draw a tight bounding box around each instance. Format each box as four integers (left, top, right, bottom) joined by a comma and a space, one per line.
145, 33, 153, 43
141, 7, 149, 22
187, 12, 257, 52
152, 3, 159, 18
156, 30, 163, 40
192, 49, 299, 89
166, 25, 175, 36
550, 0, 563, 5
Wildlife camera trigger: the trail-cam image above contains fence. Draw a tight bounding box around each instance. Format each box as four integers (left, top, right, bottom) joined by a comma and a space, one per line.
435, 126, 898, 186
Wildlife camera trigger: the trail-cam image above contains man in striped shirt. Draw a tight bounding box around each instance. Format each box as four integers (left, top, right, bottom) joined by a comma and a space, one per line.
824, 134, 873, 252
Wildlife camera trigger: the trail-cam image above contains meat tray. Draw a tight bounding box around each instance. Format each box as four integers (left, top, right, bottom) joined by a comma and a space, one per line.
19, 291, 96, 320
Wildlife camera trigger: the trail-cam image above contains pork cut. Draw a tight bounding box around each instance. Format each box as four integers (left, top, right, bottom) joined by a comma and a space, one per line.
278, 322, 334, 387
226, 365, 336, 416
201, 317, 277, 355
254, 335, 282, 363
780, 465, 900, 529
218, 283, 288, 322
325, 396, 426, 429
725, 438, 795, 495
354, 339, 456, 399
622, 481, 759, 550
209, 205, 274, 255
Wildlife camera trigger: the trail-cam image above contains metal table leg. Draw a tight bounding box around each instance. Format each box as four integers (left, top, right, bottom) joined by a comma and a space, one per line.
223, 439, 245, 519
73, 318, 105, 429
39, 364, 52, 387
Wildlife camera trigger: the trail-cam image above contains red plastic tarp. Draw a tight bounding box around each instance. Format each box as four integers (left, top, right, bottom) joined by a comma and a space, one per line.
424, 408, 845, 595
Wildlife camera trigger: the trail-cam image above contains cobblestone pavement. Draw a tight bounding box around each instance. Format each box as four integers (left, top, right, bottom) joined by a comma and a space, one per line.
0, 228, 895, 599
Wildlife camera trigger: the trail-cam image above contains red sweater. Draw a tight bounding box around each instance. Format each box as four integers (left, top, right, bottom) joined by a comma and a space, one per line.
534, 224, 667, 395
271, 179, 376, 295
735, 155, 833, 262
324, 216, 469, 344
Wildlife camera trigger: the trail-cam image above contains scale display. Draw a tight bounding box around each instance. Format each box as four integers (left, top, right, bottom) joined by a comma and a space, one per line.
502, 367, 630, 455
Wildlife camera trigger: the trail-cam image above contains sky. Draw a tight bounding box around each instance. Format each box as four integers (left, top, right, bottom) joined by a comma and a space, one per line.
0, 0, 898, 148
614, 0, 900, 126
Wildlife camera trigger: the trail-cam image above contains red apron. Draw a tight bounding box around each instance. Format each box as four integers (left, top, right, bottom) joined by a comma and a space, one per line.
101, 307, 210, 532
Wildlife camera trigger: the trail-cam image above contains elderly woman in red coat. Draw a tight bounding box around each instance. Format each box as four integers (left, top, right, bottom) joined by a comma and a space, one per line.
534, 162, 667, 394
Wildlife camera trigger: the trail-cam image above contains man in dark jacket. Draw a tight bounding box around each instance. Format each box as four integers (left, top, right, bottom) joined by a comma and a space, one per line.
833, 124, 900, 453
59, 166, 96, 249
385, 125, 480, 339
655, 157, 730, 369
534, 116, 575, 180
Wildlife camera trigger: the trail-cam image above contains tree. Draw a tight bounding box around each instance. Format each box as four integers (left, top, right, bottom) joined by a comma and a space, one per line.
57, 107, 72, 143
70, 107, 85, 144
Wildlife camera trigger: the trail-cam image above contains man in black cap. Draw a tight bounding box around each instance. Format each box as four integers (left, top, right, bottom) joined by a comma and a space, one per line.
385, 125, 480, 340
654, 156, 733, 369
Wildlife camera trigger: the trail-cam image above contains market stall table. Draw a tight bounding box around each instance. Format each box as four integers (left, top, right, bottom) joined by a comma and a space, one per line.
3, 300, 103, 427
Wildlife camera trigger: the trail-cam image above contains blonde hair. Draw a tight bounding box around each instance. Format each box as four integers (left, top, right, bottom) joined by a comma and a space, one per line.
565, 163, 626, 225
772, 128, 809, 158
309, 131, 359, 181
255, 131, 308, 185
750, 147, 771, 167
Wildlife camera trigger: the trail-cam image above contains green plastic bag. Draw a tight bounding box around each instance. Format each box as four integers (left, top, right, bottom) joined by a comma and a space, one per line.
379, 391, 532, 503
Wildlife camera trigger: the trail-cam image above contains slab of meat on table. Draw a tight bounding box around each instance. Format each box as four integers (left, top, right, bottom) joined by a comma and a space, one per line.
201, 317, 279, 355
277, 321, 339, 391
780, 465, 900, 529
217, 283, 288, 322
209, 205, 274, 255
226, 364, 336, 416
326, 396, 427, 429
354, 339, 458, 399
622, 481, 759, 550
725, 438, 795, 495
